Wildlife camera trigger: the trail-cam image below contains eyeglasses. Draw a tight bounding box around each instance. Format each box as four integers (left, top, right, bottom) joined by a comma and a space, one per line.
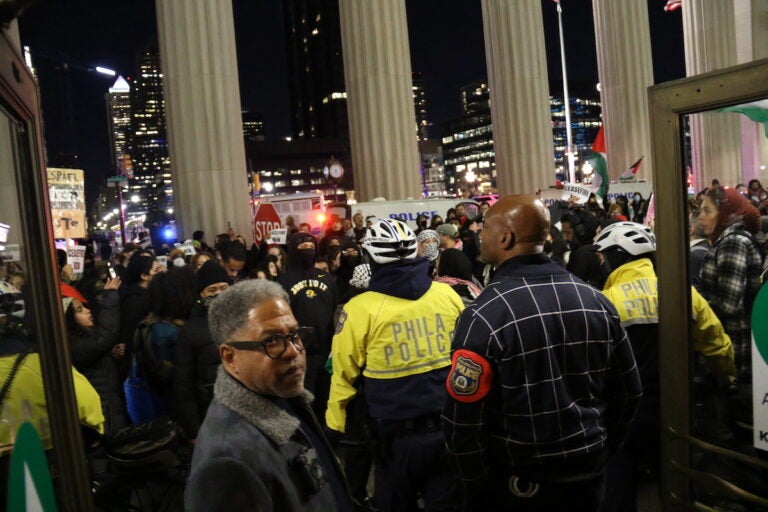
226, 326, 311, 359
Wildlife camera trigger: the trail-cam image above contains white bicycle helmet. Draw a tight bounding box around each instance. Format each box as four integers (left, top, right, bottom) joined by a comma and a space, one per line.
0, 281, 25, 319
593, 221, 656, 256
363, 219, 418, 264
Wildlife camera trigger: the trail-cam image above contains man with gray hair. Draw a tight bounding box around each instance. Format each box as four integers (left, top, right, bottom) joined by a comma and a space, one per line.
185, 280, 355, 512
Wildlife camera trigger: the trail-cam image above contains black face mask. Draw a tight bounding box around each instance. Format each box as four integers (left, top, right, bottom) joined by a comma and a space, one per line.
340, 254, 361, 269
543, 240, 553, 254
296, 248, 316, 269
419, 220, 427, 228
202, 294, 220, 307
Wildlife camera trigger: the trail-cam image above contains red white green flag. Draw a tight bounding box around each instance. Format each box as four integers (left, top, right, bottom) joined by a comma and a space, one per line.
586, 126, 609, 199
618, 156, 644, 181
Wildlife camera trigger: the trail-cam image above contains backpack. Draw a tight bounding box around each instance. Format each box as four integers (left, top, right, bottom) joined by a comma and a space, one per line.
132, 317, 174, 393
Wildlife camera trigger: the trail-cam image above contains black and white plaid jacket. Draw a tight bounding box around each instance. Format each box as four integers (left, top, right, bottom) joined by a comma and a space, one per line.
442, 254, 642, 482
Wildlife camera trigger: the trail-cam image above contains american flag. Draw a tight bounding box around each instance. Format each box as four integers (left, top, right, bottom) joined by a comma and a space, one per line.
664, 0, 682, 12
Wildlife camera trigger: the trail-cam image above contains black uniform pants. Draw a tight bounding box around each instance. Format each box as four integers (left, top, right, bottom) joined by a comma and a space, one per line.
374, 429, 457, 512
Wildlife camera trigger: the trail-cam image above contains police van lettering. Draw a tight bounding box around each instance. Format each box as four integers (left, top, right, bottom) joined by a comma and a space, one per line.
387, 210, 439, 222
384, 313, 451, 366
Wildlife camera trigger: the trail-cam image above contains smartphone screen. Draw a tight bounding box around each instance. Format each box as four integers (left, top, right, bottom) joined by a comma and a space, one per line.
107, 262, 117, 280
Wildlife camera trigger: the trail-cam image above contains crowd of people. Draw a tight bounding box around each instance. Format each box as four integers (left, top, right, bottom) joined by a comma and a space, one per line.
0, 179, 766, 511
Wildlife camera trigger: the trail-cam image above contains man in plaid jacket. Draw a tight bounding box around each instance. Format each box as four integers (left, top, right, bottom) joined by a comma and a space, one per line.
442, 194, 642, 512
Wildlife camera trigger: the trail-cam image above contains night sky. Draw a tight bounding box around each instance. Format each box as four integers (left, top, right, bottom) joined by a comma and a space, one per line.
17, 0, 684, 205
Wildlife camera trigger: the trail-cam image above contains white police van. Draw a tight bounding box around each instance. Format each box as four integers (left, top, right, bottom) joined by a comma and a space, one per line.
327, 197, 481, 230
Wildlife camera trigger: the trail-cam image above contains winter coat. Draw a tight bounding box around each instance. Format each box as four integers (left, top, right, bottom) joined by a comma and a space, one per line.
172, 304, 219, 439
69, 289, 129, 432
118, 283, 149, 366
186, 368, 354, 512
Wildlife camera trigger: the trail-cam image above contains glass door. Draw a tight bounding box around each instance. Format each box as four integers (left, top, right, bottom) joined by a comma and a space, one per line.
0, 24, 94, 510
650, 57, 768, 511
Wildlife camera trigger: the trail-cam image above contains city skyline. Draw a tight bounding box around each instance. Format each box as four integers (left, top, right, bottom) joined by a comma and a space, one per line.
18, 0, 684, 204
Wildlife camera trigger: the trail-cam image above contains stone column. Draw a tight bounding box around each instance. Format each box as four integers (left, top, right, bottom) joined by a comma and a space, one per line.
683, 0, 741, 188
155, 0, 251, 241
735, 0, 768, 184
592, 0, 654, 181
481, 1, 552, 195
338, 0, 422, 201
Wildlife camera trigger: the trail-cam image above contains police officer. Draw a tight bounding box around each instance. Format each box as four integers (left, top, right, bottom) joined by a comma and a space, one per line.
594, 222, 734, 511
442, 195, 643, 512
326, 218, 464, 512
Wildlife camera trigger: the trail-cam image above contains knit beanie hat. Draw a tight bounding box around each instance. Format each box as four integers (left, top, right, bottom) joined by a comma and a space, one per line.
61, 282, 88, 311
125, 254, 155, 285
196, 260, 231, 292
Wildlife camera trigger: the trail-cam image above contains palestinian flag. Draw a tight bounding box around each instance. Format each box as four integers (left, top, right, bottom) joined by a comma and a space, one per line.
586, 126, 609, 199
719, 100, 768, 137
618, 156, 644, 182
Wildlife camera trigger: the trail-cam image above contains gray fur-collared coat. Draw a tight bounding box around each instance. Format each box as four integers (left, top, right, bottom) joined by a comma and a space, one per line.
185, 367, 352, 512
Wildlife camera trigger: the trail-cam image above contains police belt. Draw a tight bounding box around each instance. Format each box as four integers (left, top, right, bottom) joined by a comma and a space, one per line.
374, 414, 442, 438
503, 449, 608, 484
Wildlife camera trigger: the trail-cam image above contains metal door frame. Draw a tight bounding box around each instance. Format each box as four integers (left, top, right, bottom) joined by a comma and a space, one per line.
0, 27, 94, 510
649, 57, 768, 510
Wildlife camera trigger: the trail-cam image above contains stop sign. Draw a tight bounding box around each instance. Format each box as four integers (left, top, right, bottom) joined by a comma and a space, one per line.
252, 204, 282, 244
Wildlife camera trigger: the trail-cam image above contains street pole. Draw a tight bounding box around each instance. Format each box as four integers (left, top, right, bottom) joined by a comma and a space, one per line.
556, 1, 576, 184
117, 181, 127, 246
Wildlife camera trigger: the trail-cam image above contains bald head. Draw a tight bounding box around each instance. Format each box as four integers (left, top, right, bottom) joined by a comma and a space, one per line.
480, 194, 550, 266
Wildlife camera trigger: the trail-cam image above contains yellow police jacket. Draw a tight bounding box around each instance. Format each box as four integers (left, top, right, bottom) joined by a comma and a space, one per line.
0, 353, 105, 451
326, 282, 464, 432
602, 258, 734, 380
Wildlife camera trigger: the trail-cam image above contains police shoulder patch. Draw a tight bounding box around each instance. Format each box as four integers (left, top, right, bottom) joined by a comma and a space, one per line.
334, 310, 347, 335
446, 349, 493, 403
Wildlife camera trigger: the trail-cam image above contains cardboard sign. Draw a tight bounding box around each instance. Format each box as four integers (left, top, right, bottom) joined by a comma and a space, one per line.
180, 242, 197, 257
561, 183, 592, 205
0, 244, 21, 262
48, 168, 86, 239
66, 245, 86, 274
268, 228, 288, 245
253, 204, 282, 244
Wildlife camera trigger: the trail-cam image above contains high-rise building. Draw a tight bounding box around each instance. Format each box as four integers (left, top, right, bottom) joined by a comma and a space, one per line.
442, 81, 602, 194
105, 75, 132, 177
283, 0, 348, 139
420, 139, 446, 196
442, 82, 494, 195
550, 95, 602, 179
129, 41, 172, 223
413, 71, 429, 141
242, 111, 265, 143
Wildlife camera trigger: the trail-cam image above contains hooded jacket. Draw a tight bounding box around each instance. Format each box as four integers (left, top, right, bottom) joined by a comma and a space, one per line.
277, 234, 338, 356
69, 289, 128, 432
326, 258, 464, 432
